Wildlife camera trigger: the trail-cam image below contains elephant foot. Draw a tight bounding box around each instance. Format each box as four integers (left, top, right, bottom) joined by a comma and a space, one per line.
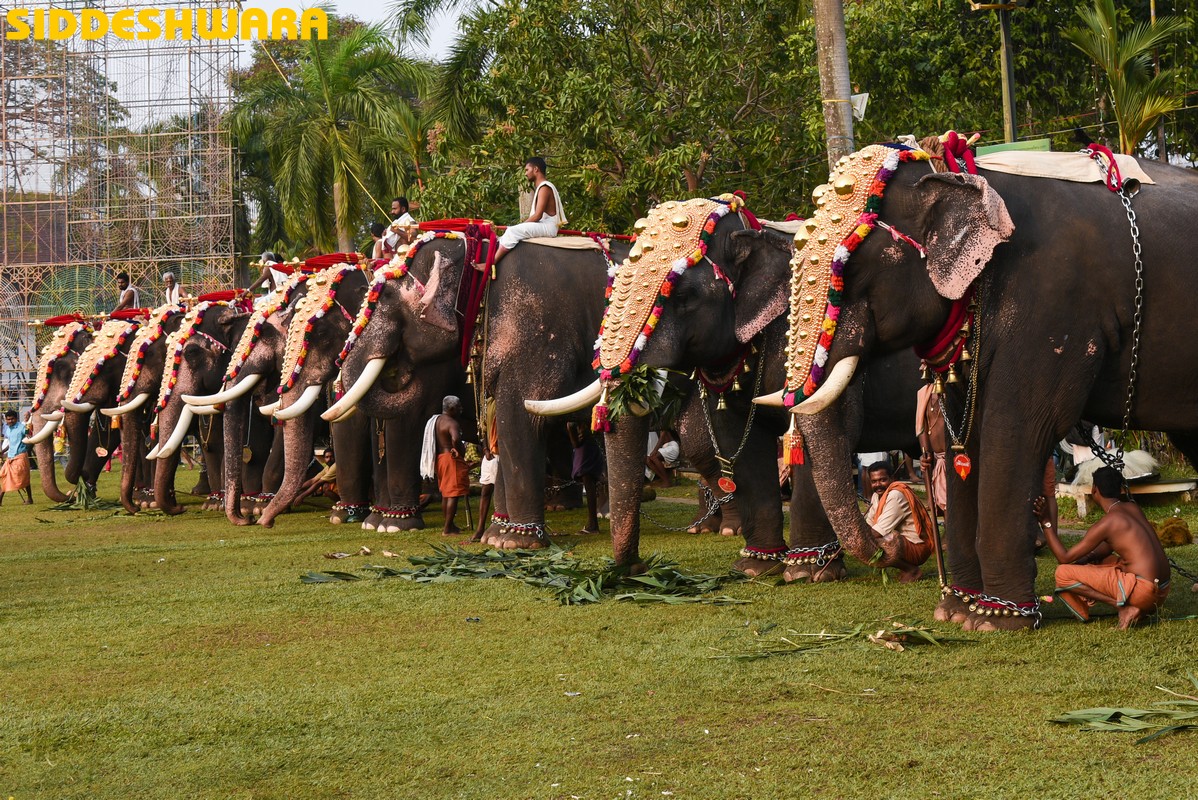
783, 556, 848, 584
687, 513, 721, 535
934, 589, 976, 625
495, 531, 550, 551
962, 612, 1037, 632
360, 511, 382, 531
732, 556, 785, 578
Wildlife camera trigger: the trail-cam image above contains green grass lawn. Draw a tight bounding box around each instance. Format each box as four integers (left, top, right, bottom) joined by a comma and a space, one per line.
3, 471, 1198, 799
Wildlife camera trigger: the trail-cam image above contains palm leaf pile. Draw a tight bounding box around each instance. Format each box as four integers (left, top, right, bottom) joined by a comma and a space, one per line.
709, 620, 968, 661
302, 544, 751, 606
49, 481, 122, 511
1051, 674, 1198, 744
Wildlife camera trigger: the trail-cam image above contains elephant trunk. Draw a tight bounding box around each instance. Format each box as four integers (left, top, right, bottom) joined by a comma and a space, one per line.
795, 391, 903, 569
153, 402, 187, 515
258, 408, 313, 527
604, 412, 652, 568
30, 416, 68, 503
62, 410, 90, 485
222, 394, 250, 525
118, 412, 143, 515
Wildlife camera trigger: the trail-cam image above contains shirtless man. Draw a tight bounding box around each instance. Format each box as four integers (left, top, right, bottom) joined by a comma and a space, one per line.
1034, 466, 1170, 629
113, 271, 140, 312
434, 396, 471, 536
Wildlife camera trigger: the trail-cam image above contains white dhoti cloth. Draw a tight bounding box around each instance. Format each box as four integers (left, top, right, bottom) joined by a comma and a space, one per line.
499, 215, 560, 249
479, 454, 498, 486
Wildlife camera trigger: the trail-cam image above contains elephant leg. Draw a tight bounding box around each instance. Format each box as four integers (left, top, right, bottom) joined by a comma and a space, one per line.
222, 396, 251, 525
491, 388, 551, 550
362, 421, 387, 531
676, 393, 731, 536
329, 414, 370, 525
480, 465, 508, 546
380, 415, 426, 533
118, 414, 143, 515
200, 416, 224, 511
784, 458, 848, 583
545, 425, 582, 511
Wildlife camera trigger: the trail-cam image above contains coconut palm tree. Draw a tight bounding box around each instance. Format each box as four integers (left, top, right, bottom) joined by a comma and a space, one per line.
1063, 0, 1187, 155
231, 24, 431, 253
813, 0, 854, 168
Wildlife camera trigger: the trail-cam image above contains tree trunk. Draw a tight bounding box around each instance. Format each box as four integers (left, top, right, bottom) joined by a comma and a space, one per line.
814, 0, 854, 169
334, 178, 353, 254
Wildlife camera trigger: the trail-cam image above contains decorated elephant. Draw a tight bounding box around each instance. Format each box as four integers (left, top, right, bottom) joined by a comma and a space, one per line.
149, 299, 249, 514
58, 316, 142, 496
767, 142, 1198, 630
23, 318, 95, 502
99, 304, 189, 514
328, 227, 628, 547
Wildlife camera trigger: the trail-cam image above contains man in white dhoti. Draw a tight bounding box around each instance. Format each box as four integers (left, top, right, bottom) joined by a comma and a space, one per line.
492, 157, 566, 264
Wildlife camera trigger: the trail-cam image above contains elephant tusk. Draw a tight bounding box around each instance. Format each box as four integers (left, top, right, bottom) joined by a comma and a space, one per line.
146, 442, 161, 460
182, 373, 261, 407
328, 405, 358, 424
102, 392, 151, 417
23, 417, 60, 444
154, 407, 194, 459
752, 389, 786, 407
321, 357, 386, 421
791, 356, 860, 416
41, 410, 64, 422
62, 399, 96, 413
258, 400, 281, 417
524, 379, 603, 416
191, 403, 221, 416
273, 384, 322, 421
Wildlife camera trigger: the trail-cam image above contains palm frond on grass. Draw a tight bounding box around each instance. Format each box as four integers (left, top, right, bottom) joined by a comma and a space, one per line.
1052, 674, 1198, 744
302, 543, 750, 605
47, 481, 122, 511
709, 620, 969, 661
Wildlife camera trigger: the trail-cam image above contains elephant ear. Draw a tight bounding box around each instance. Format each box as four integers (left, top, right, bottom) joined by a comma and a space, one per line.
729, 229, 791, 343
417, 250, 459, 333
917, 172, 1014, 300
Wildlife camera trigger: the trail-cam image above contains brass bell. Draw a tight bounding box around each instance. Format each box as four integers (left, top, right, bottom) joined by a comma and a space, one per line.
716, 394, 728, 412
959, 347, 972, 362
945, 367, 960, 385
933, 373, 945, 394
465, 363, 474, 384
742, 360, 752, 374
732, 377, 743, 392
920, 363, 930, 381
960, 320, 971, 336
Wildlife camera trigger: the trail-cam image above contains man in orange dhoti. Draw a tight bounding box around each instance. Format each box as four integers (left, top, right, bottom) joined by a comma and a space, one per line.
421, 396, 471, 536
1034, 466, 1170, 629
866, 461, 935, 582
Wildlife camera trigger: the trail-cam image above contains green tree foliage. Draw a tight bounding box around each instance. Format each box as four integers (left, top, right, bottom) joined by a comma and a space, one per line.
403, 0, 1132, 228
231, 19, 432, 254
1063, 0, 1188, 154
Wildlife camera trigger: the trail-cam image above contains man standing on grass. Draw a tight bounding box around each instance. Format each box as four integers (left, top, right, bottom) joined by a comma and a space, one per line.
1034, 466, 1170, 629
421, 396, 472, 536
1, 409, 33, 505
865, 461, 934, 582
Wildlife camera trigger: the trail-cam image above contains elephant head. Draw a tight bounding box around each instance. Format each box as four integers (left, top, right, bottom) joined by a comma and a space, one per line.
532, 196, 793, 568
25, 320, 94, 502
151, 301, 250, 514
767, 144, 1013, 573
329, 236, 469, 421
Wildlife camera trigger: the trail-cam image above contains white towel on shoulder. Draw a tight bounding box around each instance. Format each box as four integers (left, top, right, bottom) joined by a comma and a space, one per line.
419, 414, 440, 479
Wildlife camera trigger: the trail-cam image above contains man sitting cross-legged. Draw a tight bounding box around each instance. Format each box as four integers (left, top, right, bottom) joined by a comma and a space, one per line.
1033, 466, 1170, 629
866, 461, 935, 583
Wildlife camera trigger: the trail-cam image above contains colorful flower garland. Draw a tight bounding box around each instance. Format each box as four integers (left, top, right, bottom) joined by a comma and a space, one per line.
782, 145, 930, 407
31, 321, 91, 413
155, 302, 223, 413
67, 319, 141, 406
279, 263, 363, 392
224, 272, 312, 386
114, 304, 184, 405
593, 194, 742, 381
336, 231, 462, 368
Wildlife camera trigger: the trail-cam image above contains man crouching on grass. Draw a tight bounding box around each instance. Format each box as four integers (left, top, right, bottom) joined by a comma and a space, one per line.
1034, 466, 1170, 629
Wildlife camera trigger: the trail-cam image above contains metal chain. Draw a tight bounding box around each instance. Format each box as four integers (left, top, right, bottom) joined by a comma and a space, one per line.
1168, 557, 1198, 585
698, 334, 768, 475
939, 287, 982, 448
638, 483, 734, 532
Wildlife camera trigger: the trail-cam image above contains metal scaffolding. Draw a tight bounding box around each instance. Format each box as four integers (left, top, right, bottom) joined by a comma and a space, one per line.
1, 1, 237, 410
